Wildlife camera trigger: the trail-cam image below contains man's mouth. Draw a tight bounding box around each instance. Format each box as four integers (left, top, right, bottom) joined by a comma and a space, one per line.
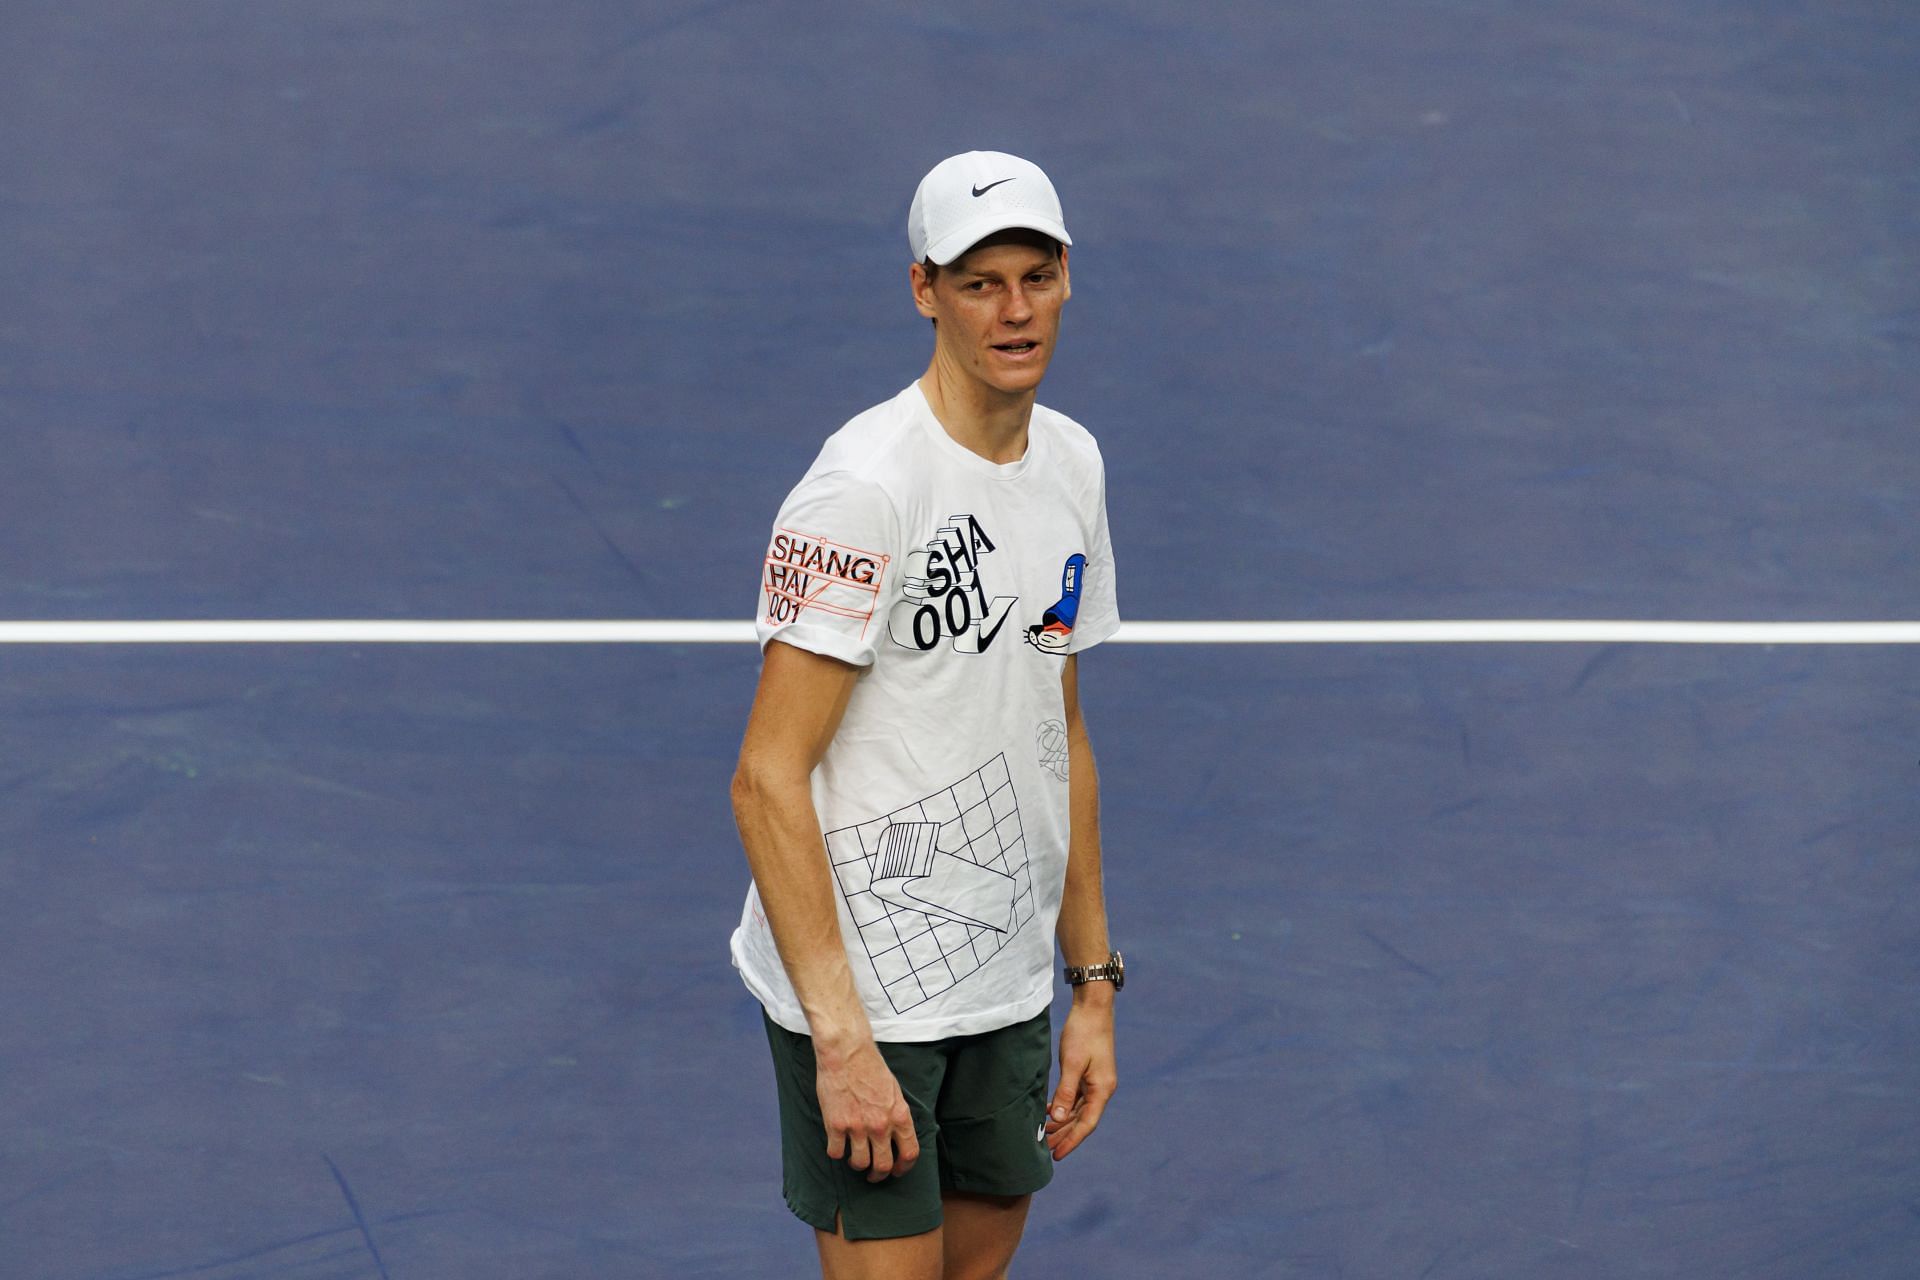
993, 340, 1039, 354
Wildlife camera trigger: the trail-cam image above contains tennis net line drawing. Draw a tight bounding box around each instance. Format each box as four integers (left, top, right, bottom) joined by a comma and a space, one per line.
826, 754, 1035, 1014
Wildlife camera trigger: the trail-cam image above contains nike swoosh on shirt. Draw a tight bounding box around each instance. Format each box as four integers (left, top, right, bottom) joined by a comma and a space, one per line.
971, 178, 1015, 197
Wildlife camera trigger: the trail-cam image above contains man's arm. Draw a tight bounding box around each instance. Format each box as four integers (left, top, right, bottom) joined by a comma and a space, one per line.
1045, 652, 1118, 1161
730, 640, 919, 1183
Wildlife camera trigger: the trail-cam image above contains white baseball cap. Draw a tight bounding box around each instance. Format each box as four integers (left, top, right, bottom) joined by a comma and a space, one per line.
907, 151, 1073, 266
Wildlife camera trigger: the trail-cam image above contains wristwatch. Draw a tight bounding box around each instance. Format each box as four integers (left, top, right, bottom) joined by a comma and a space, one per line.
1063, 950, 1125, 991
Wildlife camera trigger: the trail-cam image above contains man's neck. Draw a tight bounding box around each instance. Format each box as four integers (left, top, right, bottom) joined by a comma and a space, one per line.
918, 360, 1034, 465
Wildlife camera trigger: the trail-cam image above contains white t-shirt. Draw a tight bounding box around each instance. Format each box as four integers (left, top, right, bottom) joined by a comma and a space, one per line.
731, 382, 1121, 1041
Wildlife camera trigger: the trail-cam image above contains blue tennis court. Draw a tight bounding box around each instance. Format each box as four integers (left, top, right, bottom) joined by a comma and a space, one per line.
4, 3, 1917, 1277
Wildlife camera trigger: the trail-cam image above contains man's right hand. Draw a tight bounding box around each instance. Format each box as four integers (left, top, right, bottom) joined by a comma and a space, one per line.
817, 1040, 919, 1183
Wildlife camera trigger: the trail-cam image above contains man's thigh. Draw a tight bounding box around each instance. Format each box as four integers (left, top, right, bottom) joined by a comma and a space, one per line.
763, 1010, 1052, 1250
814, 1220, 945, 1280
941, 1191, 1032, 1280
933, 1010, 1054, 1199
765, 1014, 948, 1241
812, 1192, 1032, 1280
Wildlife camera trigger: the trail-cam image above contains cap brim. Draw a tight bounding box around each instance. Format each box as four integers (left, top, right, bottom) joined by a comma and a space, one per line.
924, 214, 1073, 266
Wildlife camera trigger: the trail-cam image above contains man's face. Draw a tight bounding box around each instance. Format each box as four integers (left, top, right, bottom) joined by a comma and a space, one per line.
912, 239, 1070, 398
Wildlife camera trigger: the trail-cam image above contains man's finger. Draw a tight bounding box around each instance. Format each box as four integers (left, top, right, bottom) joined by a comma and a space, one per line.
1048, 1109, 1099, 1160
845, 1132, 871, 1172
864, 1127, 894, 1182
825, 1125, 847, 1162
1048, 1065, 1083, 1128
1072, 1088, 1111, 1137
892, 1118, 921, 1178
1051, 1119, 1090, 1161
1046, 1085, 1111, 1160
1045, 1112, 1075, 1156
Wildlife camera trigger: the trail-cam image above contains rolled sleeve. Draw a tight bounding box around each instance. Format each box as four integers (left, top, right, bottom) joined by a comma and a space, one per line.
1066, 464, 1120, 655
754, 471, 897, 668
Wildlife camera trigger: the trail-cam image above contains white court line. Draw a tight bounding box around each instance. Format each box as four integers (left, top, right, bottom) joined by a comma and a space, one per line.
1, 619, 1919, 644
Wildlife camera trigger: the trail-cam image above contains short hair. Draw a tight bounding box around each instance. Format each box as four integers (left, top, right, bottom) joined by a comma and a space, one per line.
920, 227, 1063, 286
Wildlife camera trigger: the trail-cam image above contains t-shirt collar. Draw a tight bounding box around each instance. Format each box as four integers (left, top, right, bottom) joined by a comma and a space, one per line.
908, 382, 1041, 481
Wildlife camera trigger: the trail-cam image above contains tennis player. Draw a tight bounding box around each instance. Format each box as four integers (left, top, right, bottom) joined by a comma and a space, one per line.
730, 150, 1125, 1279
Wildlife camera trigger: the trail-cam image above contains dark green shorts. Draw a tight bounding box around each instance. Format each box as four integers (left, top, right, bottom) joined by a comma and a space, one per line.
762, 1009, 1055, 1241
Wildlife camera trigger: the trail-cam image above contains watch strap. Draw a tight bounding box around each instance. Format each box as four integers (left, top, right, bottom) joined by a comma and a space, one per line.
1063, 950, 1125, 990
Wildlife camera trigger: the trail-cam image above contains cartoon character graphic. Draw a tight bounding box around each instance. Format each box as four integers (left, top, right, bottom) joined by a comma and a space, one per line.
1024, 553, 1086, 653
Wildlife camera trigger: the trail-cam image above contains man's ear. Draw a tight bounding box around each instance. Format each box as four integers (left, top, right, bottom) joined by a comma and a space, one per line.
1059, 247, 1071, 303
910, 262, 938, 319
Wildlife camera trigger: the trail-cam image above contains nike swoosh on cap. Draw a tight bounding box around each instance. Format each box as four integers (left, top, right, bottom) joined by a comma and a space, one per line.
970, 178, 1016, 197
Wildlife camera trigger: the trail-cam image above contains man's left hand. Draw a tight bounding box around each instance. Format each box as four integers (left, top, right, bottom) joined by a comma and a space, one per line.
1044, 997, 1116, 1160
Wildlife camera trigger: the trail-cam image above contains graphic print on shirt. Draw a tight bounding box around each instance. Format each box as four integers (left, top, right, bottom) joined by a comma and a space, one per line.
888, 514, 1019, 653
762, 527, 887, 637
825, 755, 1036, 1014
1023, 553, 1087, 653
1036, 719, 1070, 782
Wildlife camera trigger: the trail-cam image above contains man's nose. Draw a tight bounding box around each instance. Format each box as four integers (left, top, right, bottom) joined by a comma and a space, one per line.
1001, 284, 1034, 323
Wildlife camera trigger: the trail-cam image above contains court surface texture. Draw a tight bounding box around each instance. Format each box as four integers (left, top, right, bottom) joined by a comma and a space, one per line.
4, 3, 1917, 1278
